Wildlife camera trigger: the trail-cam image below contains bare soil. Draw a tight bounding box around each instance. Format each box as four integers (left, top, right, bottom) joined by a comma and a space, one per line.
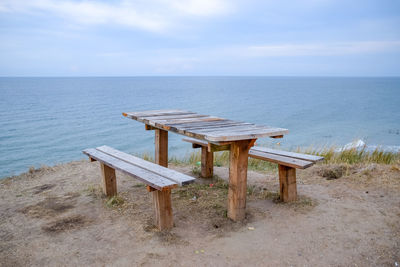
0, 160, 399, 266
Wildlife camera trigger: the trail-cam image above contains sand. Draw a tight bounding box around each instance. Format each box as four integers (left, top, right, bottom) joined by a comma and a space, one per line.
0, 160, 399, 266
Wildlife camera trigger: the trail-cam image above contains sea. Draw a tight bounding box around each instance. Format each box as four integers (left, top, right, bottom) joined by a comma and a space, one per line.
1, 77, 399, 178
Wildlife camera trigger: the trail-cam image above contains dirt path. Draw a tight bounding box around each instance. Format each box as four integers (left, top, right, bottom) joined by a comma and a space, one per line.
1, 161, 399, 266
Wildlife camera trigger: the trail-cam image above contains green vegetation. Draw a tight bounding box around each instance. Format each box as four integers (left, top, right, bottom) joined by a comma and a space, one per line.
105, 195, 125, 208
137, 144, 399, 171
300, 146, 400, 165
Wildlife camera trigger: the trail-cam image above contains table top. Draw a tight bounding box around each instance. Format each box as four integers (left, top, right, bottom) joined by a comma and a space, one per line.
123, 109, 288, 143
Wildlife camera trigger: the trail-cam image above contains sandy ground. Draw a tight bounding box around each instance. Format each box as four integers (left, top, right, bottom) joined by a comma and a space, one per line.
1, 160, 399, 267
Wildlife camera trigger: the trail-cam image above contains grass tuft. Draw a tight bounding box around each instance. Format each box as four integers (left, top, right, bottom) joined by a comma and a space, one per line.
105, 195, 125, 208
301, 146, 399, 165
135, 143, 399, 170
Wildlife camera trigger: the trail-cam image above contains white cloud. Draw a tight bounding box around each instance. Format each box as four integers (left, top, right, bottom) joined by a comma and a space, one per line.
248, 41, 400, 57
0, 0, 233, 32
165, 0, 232, 16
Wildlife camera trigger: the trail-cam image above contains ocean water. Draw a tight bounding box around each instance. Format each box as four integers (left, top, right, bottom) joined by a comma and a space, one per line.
1, 77, 399, 178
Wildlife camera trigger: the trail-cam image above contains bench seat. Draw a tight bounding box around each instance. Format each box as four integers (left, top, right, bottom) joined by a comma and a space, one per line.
183, 138, 324, 202
83, 145, 195, 230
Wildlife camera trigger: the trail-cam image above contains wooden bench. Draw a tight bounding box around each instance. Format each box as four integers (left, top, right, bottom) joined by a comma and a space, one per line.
83, 145, 195, 230
183, 138, 324, 202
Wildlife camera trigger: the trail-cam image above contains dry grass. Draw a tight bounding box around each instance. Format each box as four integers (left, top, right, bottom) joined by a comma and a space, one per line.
300, 146, 400, 165
136, 144, 399, 173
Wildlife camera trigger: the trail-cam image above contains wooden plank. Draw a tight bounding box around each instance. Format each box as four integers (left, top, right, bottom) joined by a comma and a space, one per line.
201, 146, 213, 178
182, 138, 207, 147
227, 139, 253, 221
182, 138, 230, 152
155, 129, 168, 168
153, 116, 222, 126
124, 109, 190, 117
83, 149, 177, 190
191, 124, 269, 134
124, 109, 289, 142
141, 114, 208, 121
145, 124, 156, 130
203, 126, 288, 136
141, 117, 224, 132
100, 163, 117, 197
171, 120, 243, 129
205, 127, 289, 142
178, 123, 253, 133
152, 188, 174, 230
139, 111, 195, 118
249, 150, 313, 169
146, 185, 157, 192
96, 146, 195, 186
278, 165, 297, 202
251, 146, 324, 163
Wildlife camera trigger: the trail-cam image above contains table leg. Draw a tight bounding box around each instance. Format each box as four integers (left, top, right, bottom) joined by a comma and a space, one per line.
201, 146, 213, 178
227, 139, 255, 221
155, 129, 168, 167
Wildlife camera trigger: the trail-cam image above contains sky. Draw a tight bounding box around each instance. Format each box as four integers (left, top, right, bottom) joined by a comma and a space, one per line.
0, 0, 399, 76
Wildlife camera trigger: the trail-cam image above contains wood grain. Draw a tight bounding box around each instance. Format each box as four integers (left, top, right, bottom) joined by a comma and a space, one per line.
251, 146, 324, 162
83, 148, 177, 190
227, 139, 254, 221
155, 129, 168, 168
201, 146, 213, 178
96, 146, 195, 186
152, 188, 174, 230
249, 150, 314, 169
123, 109, 289, 142
278, 165, 297, 202
100, 163, 117, 197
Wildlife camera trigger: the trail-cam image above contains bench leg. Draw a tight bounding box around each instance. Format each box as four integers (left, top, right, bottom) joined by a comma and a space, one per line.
152, 188, 173, 230
228, 140, 252, 221
201, 146, 213, 178
100, 163, 117, 197
155, 129, 168, 167
278, 165, 297, 202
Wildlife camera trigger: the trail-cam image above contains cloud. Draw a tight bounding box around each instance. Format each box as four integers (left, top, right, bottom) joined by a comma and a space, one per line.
0, 0, 233, 32
165, 0, 232, 16
248, 41, 400, 57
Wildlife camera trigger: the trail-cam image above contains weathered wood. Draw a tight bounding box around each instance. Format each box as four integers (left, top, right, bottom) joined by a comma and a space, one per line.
182, 138, 230, 152
96, 146, 195, 186
152, 117, 223, 127
201, 146, 213, 178
142, 114, 208, 121
83, 148, 177, 190
278, 165, 297, 202
270, 135, 284, 139
155, 129, 168, 167
100, 163, 117, 197
191, 124, 266, 133
123, 109, 289, 142
123, 109, 191, 118
249, 149, 314, 169
147, 185, 156, 192
83, 146, 195, 231
192, 143, 203, 149
207, 143, 231, 152
251, 146, 324, 163
163, 117, 223, 126
174, 120, 247, 130
145, 124, 156, 130
227, 139, 253, 221
205, 127, 289, 142
152, 188, 174, 230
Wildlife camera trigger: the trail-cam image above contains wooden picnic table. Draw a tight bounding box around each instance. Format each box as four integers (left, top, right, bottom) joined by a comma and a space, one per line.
123, 109, 289, 221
